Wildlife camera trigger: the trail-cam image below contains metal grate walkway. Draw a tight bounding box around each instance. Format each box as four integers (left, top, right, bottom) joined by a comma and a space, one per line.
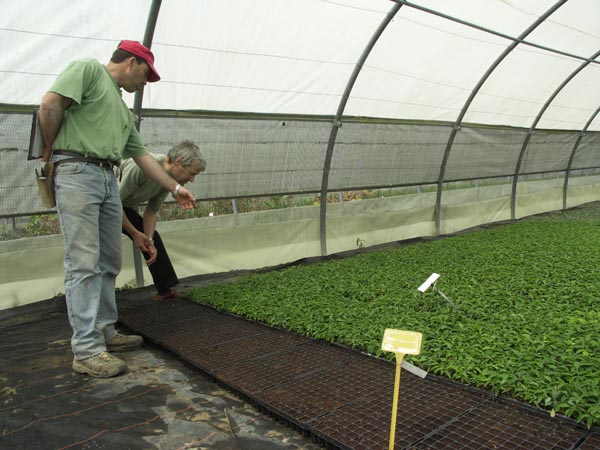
118, 298, 599, 450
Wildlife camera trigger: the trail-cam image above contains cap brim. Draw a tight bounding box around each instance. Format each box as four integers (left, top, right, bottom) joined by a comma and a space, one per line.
146, 63, 160, 82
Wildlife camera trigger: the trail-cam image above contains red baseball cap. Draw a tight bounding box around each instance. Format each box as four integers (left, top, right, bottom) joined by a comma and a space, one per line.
117, 40, 160, 82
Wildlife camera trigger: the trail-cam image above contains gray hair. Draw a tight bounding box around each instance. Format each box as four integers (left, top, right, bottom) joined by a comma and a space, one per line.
167, 140, 206, 171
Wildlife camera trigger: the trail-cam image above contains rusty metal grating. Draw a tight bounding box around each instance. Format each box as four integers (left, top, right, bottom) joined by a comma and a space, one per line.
216, 341, 355, 394
411, 400, 586, 450
167, 328, 311, 374
255, 354, 395, 424
308, 373, 489, 450
578, 431, 600, 450
118, 301, 212, 337
118, 300, 591, 450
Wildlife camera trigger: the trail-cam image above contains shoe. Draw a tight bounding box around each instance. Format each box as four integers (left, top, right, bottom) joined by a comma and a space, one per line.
106, 332, 143, 352
153, 289, 180, 302
72, 351, 127, 378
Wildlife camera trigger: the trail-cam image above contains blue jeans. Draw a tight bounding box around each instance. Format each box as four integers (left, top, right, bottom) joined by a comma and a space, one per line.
53, 157, 122, 360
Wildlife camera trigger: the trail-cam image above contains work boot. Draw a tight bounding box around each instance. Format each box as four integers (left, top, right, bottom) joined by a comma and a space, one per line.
72, 351, 127, 378
106, 332, 144, 352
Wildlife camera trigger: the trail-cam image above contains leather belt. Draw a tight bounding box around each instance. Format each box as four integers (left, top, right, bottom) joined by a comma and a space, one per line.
53, 150, 118, 170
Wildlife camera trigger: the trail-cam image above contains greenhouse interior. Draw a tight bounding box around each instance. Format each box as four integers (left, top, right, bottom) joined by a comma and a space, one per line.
1, 0, 600, 449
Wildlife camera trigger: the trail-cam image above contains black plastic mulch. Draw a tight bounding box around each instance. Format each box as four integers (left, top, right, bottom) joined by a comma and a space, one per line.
0, 298, 323, 450
118, 298, 600, 450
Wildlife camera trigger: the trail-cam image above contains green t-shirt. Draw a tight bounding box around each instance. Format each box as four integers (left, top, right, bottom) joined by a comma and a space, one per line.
49, 58, 147, 162
119, 153, 169, 213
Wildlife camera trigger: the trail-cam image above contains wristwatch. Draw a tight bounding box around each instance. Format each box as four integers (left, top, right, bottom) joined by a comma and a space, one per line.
171, 184, 182, 198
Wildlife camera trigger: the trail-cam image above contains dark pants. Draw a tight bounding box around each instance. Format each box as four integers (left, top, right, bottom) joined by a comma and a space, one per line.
122, 207, 178, 294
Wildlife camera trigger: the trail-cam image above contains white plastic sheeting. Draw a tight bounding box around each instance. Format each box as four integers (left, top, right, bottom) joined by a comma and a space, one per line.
1, 0, 599, 130
2, 0, 600, 310
2, 176, 600, 310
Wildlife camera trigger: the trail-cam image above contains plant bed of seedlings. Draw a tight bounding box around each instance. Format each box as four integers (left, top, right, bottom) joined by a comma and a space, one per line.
188, 206, 600, 428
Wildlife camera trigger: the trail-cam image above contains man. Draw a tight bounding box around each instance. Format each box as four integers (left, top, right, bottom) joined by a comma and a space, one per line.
37, 40, 196, 378
120, 140, 206, 301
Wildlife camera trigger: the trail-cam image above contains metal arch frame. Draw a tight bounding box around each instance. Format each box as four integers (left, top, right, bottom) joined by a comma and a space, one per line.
129, 0, 595, 265
562, 105, 600, 210
133, 0, 162, 127
390, 0, 599, 66
431, 0, 567, 235
318, 2, 402, 256
511, 48, 600, 220
132, 0, 162, 287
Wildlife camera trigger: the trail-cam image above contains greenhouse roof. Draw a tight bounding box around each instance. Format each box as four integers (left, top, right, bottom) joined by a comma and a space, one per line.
1, 0, 599, 130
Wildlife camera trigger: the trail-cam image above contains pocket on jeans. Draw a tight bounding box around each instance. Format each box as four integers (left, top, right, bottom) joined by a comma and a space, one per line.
56, 161, 86, 175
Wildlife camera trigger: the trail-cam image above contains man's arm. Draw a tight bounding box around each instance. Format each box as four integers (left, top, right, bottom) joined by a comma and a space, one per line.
38, 92, 72, 162
142, 207, 159, 265
133, 154, 197, 210
142, 207, 159, 241
122, 209, 158, 265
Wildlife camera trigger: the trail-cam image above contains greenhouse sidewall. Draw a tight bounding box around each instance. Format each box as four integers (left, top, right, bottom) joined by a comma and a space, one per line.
2, 178, 600, 311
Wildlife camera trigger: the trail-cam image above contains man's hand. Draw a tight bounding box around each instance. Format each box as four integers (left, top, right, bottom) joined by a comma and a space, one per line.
174, 186, 197, 210
133, 231, 157, 265
145, 243, 158, 265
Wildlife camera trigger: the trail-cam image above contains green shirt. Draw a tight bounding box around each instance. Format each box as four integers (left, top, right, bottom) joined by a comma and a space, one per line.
119, 154, 169, 213
49, 58, 147, 162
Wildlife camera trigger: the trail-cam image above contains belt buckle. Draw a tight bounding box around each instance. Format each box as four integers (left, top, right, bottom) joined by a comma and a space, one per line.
100, 160, 112, 170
